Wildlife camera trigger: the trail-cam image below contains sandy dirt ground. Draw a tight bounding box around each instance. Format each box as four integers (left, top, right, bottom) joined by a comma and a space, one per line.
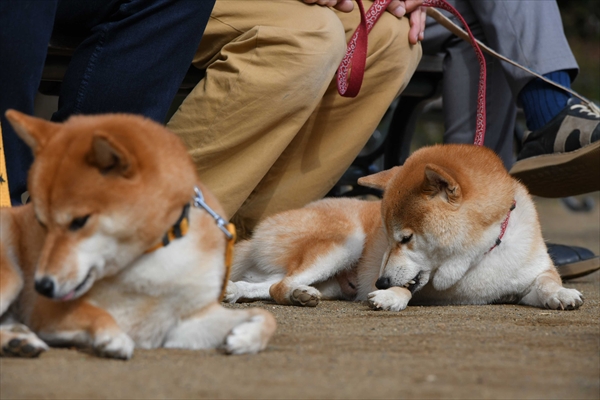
1, 195, 599, 399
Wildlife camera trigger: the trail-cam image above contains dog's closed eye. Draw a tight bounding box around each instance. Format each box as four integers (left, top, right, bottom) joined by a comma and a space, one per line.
69, 215, 90, 231
400, 233, 412, 244
400, 234, 413, 245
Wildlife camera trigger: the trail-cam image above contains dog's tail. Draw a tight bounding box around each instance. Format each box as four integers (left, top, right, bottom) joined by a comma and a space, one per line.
230, 240, 255, 282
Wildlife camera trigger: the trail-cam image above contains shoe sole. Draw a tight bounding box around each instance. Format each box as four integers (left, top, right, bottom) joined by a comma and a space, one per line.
509, 141, 600, 198
556, 256, 600, 281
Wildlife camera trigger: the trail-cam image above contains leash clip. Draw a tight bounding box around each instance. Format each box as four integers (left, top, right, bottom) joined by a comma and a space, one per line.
193, 186, 233, 240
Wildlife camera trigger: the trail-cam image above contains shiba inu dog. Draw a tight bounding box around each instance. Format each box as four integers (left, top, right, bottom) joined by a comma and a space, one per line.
0, 111, 275, 359
225, 144, 583, 312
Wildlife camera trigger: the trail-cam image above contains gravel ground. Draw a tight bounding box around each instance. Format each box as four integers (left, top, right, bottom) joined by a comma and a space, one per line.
1, 195, 599, 399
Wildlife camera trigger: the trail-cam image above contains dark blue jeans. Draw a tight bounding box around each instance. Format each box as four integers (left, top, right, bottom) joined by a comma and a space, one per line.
0, 0, 214, 205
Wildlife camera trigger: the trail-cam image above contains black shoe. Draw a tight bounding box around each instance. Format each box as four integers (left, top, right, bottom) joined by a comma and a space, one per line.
548, 243, 600, 281
510, 98, 600, 198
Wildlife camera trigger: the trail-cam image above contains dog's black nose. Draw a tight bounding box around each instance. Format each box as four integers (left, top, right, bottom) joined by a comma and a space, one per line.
375, 276, 391, 290
35, 277, 55, 298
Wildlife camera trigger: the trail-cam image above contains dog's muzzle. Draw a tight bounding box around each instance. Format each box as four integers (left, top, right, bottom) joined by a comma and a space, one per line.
375, 272, 422, 293
35, 277, 55, 298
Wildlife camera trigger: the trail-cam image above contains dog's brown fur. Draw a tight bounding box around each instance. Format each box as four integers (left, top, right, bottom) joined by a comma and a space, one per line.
226, 144, 582, 312
1, 111, 275, 358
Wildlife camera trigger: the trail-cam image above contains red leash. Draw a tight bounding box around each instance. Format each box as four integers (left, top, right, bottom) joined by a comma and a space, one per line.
337, 0, 487, 146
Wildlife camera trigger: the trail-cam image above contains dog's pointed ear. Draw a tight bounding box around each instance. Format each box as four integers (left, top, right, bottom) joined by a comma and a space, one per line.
86, 131, 136, 178
423, 164, 462, 206
357, 166, 402, 191
5, 109, 61, 154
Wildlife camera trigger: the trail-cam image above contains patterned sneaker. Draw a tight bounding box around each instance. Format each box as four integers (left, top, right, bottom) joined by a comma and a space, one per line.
510, 98, 600, 198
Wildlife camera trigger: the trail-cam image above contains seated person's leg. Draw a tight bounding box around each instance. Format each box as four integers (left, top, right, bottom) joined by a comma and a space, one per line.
422, 0, 515, 169
464, 0, 597, 196
53, 0, 214, 124
437, 36, 516, 169
0, 1, 58, 205
167, 0, 348, 227
231, 2, 422, 234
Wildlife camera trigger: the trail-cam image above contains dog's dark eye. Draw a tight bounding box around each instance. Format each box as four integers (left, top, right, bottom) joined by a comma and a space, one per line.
69, 215, 90, 231
400, 234, 413, 244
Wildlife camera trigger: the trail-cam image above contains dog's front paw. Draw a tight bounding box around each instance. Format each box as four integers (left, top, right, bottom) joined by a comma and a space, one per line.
224, 312, 275, 355
93, 330, 135, 360
291, 285, 321, 307
368, 288, 411, 312
544, 287, 584, 310
1, 324, 49, 358
223, 281, 240, 303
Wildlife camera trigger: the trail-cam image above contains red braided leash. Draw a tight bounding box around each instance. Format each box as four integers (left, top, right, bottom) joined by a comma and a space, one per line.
337, 0, 487, 146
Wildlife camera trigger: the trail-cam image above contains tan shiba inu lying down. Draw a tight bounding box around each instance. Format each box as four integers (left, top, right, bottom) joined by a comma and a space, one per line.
0, 111, 275, 359
225, 144, 583, 312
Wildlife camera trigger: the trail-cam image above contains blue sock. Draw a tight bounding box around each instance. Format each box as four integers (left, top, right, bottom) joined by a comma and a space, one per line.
518, 70, 572, 131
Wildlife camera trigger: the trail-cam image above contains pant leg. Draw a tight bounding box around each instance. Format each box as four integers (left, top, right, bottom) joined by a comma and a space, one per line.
440, 35, 516, 168
422, 0, 516, 168
167, 0, 348, 221
458, 0, 578, 95
231, 3, 422, 234
0, 1, 58, 205
53, 0, 215, 123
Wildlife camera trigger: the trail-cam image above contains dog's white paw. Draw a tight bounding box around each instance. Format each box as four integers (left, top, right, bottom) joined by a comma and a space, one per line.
544, 287, 584, 310
94, 330, 135, 360
291, 285, 321, 307
368, 289, 410, 312
223, 281, 240, 303
224, 315, 269, 355
1, 324, 49, 358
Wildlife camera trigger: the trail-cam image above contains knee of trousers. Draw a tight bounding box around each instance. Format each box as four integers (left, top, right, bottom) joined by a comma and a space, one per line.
260, 9, 347, 76
364, 16, 422, 95
237, 11, 347, 103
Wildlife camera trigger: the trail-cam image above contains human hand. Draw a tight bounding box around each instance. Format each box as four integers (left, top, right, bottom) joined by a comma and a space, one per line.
302, 0, 354, 13
387, 0, 426, 44
302, 0, 425, 43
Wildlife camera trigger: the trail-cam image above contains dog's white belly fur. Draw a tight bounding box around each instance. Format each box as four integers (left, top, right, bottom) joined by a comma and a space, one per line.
87, 232, 224, 348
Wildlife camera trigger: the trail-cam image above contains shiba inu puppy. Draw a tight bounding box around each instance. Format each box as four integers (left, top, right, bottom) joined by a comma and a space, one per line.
0, 111, 275, 359
225, 144, 583, 312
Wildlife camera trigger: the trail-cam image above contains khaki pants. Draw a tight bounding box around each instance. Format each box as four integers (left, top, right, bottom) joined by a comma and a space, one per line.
167, 0, 421, 237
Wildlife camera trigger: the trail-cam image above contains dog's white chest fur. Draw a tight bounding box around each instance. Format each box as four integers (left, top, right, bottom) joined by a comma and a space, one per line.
412, 184, 562, 305
87, 230, 224, 348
